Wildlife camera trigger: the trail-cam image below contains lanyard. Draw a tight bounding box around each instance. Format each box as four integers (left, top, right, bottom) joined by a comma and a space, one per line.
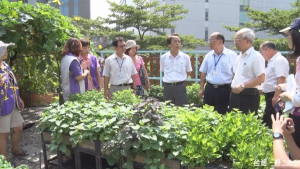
115, 58, 124, 71
213, 53, 223, 68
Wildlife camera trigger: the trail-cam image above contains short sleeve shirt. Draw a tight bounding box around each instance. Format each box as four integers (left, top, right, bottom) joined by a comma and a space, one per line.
133, 56, 145, 86
103, 53, 137, 85
199, 47, 237, 85
231, 47, 265, 87
262, 52, 289, 93
69, 59, 82, 94
160, 51, 192, 83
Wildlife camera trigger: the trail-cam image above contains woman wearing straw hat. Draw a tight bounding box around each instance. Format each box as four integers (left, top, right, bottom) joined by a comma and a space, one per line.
125, 40, 150, 98
0, 41, 28, 160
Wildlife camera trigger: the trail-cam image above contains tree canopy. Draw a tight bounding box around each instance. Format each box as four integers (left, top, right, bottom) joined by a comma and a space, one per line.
106, 0, 188, 40
224, 0, 300, 51
73, 0, 205, 50
0, 0, 81, 96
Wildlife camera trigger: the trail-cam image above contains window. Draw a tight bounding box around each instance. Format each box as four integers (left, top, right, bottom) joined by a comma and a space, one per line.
59, 0, 69, 16
205, 0, 209, 2
205, 9, 208, 21
205, 27, 208, 40
74, 0, 79, 16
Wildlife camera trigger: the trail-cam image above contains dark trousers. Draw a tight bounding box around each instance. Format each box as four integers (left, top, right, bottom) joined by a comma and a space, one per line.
204, 83, 231, 114
263, 92, 280, 129
163, 83, 188, 106
290, 114, 300, 148
229, 88, 260, 114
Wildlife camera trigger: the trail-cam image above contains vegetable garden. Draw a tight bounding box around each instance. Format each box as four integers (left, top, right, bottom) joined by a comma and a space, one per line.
39, 87, 273, 169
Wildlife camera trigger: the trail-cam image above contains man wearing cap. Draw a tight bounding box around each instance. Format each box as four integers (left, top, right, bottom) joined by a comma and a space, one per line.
0, 41, 28, 160
199, 32, 237, 114
160, 33, 192, 106
230, 28, 265, 114
103, 37, 137, 100
260, 41, 289, 129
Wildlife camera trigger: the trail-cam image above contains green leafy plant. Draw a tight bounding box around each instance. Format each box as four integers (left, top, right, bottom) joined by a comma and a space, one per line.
40, 91, 274, 169
0, 155, 29, 169
0, 0, 81, 100
148, 85, 164, 101
111, 89, 142, 105
186, 83, 202, 106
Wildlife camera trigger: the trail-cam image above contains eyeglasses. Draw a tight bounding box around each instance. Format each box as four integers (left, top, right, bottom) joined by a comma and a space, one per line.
234, 38, 244, 41
117, 45, 126, 48
208, 39, 217, 42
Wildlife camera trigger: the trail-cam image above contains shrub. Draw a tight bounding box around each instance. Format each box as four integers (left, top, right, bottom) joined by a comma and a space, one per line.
0, 155, 29, 169
186, 83, 202, 106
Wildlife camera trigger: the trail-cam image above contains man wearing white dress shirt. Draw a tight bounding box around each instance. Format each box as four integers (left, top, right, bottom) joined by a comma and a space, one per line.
260, 41, 289, 128
103, 37, 137, 100
199, 32, 237, 114
160, 33, 192, 106
230, 28, 265, 114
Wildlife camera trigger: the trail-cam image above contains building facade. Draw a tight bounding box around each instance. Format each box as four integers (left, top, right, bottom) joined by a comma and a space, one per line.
161, 0, 295, 49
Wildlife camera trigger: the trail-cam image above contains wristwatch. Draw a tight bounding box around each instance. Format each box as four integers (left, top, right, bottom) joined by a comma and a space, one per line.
273, 132, 283, 139
241, 83, 245, 88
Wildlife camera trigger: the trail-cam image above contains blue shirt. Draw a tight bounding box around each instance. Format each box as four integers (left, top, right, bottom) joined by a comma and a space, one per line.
199, 47, 237, 85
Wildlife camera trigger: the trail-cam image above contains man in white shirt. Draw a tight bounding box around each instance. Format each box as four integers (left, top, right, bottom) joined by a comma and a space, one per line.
230, 28, 265, 114
260, 41, 289, 128
199, 32, 237, 114
160, 33, 192, 106
103, 37, 137, 100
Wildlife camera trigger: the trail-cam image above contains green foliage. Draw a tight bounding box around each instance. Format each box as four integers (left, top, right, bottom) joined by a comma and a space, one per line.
0, 155, 29, 169
0, 0, 81, 94
252, 38, 289, 54
68, 90, 105, 103
40, 90, 273, 169
224, 0, 300, 52
106, 0, 188, 40
72, 1, 204, 51
223, 111, 273, 169
148, 84, 203, 106
111, 89, 142, 105
148, 85, 164, 101
180, 106, 223, 167
258, 95, 266, 119
186, 83, 202, 106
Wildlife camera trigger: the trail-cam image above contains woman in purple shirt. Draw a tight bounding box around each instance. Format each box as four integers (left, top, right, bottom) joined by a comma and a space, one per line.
61, 38, 89, 102
0, 41, 27, 160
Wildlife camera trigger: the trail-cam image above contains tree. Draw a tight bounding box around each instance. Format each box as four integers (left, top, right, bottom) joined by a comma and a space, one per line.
72, 0, 205, 50
106, 0, 188, 40
0, 0, 81, 104
224, 0, 300, 51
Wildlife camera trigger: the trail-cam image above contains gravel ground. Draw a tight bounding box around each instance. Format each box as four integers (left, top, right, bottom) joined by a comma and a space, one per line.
6, 106, 52, 169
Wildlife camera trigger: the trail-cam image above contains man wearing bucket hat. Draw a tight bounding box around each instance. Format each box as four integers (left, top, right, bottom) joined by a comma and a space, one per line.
125, 40, 150, 99
103, 37, 137, 99
0, 41, 28, 160
160, 33, 192, 106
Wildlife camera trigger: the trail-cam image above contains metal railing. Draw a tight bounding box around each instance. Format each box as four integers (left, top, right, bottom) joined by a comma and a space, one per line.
100, 50, 292, 86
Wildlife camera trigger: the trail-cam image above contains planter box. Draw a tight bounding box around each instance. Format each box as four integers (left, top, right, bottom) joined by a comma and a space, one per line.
20, 92, 58, 107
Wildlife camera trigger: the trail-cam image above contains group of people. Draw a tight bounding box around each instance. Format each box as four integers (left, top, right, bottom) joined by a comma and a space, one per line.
61, 37, 151, 102
1, 16, 300, 167
197, 19, 300, 168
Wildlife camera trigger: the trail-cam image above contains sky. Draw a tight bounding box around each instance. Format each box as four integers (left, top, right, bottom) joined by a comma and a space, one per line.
90, 0, 119, 19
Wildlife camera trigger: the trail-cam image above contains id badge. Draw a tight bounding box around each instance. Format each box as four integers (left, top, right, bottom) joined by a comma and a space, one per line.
211, 69, 217, 76
117, 71, 125, 78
